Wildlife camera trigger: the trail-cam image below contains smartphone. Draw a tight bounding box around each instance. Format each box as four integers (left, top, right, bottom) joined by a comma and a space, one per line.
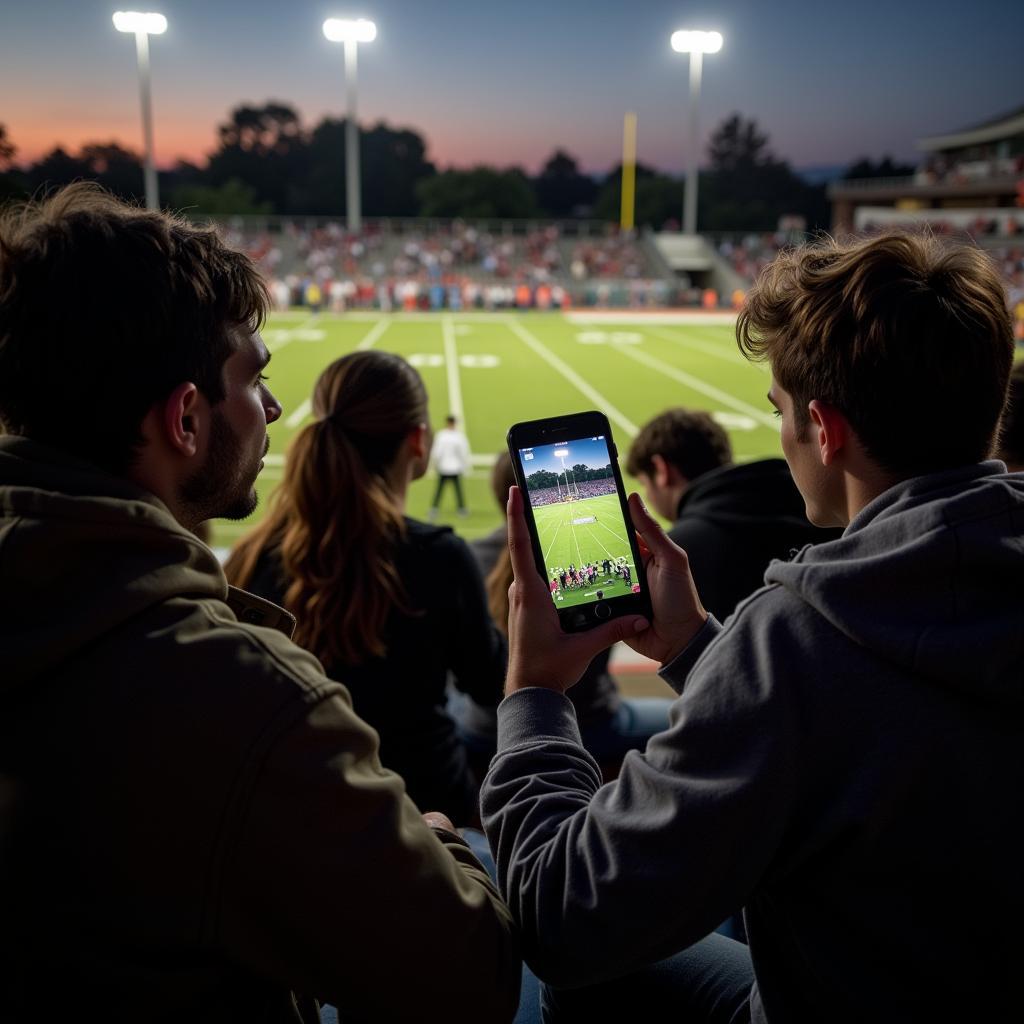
507, 410, 651, 633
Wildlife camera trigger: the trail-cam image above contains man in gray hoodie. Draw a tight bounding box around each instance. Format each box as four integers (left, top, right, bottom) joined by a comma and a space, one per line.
481, 232, 1022, 1022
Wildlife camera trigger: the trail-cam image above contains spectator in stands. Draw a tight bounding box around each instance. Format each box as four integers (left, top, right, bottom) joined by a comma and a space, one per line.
429, 413, 472, 519
0, 184, 520, 1020
481, 232, 1021, 1022
626, 408, 840, 621
453, 453, 672, 777
226, 352, 505, 823
997, 362, 1024, 472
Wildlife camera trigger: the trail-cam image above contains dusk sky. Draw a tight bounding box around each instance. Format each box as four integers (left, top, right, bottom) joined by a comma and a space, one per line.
2, 0, 1021, 175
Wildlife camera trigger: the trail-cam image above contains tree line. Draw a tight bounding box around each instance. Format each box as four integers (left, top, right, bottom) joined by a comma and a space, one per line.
0, 106, 910, 230
526, 464, 613, 490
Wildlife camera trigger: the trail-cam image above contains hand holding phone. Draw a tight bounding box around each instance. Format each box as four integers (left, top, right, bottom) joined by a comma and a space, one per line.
622, 493, 710, 666
506, 411, 652, 633
504, 485, 648, 695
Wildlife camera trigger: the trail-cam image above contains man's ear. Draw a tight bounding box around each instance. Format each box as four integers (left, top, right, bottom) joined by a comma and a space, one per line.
808, 400, 850, 467
651, 453, 672, 488
161, 382, 203, 458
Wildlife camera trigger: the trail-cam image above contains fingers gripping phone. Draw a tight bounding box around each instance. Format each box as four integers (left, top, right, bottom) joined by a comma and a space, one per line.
507, 410, 651, 633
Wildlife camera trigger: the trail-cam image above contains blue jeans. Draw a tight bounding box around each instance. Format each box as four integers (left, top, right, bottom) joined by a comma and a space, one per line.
540, 932, 754, 1023
462, 829, 543, 1024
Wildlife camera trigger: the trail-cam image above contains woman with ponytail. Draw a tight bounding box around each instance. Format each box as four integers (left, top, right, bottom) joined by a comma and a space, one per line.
225, 351, 505, 822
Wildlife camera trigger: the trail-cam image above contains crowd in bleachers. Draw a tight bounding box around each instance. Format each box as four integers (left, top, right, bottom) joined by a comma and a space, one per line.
525, 476, 617, 508
216, 219, 673, 311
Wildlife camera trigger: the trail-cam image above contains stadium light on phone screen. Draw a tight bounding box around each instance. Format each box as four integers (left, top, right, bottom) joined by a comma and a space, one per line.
670, 29, 723, 236
112, 11, 167, 211
323, 18, 378, 233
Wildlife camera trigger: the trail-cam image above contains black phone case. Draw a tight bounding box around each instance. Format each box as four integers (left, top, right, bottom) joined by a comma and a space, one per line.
506, 411, 651, 633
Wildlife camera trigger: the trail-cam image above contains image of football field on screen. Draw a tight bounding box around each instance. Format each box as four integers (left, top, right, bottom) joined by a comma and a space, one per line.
519, 437, 641, 610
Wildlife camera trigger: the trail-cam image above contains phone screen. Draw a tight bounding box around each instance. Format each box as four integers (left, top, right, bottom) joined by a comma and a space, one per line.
516, 433, 642, 610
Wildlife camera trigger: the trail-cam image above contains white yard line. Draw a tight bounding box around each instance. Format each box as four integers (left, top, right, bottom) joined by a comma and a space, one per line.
647, 326, 751, 367
579, 522, 615, 560
504, 317, 640, 438
285, 398, 312, 429
357, 318, 391, 350
441, 315, 465, 422
542, 516, 564, 567
613, 345, 780, 433
265, 313, 319, 354
280, 321, 389, 429
568, 518, 584, 565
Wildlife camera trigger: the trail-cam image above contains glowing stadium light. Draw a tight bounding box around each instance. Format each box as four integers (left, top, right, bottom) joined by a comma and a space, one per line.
322, 18, 378, 232
322, 18, 377, 43
670, 30, 722, 54
553, 449, 569, 458
112, 11, 166, 211
670, 29, 723, 235
112, 11, 167, 35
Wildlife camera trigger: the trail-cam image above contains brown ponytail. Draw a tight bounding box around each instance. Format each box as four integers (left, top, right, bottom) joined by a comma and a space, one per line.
225, 351, 428, 665
482, 450, 518, 637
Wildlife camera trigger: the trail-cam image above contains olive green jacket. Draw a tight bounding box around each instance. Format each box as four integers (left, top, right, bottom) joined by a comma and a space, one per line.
0, 436, 520, 1022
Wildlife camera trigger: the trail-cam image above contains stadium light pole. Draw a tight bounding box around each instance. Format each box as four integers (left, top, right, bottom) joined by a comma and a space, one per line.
670, 29, 723, 236
553, 448, 577, 500
113, 11, 167, 210
323, 17, 377, 233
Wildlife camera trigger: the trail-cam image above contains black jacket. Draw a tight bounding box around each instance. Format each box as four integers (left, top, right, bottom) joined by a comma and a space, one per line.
669, 459, 840, 621
247, 518, 507, 822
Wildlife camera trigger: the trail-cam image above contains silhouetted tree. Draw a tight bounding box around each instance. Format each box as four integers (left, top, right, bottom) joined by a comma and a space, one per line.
304, 118, 434, 216
0, 124, 16, 170
207, 102, 310, 213
700, 114, 828, 231
534, 150, 598, 218
842, 155, 916, 180
416, 167, 539, 219
593, 163, 681, 228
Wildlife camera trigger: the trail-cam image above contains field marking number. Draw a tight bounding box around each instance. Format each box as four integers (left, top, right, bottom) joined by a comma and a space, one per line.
575, 331, 643, 346
712, 412, 758, 431
263, 328, 326, 344
408, 353, 500, 368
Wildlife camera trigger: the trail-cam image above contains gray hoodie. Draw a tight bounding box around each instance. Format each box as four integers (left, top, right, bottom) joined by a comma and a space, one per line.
482, 461, 1023, 1023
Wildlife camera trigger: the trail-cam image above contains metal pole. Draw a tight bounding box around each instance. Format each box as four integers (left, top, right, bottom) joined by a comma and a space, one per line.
344, 38, 361, 233
684, 49, 702, 235
135, 30, 159, 210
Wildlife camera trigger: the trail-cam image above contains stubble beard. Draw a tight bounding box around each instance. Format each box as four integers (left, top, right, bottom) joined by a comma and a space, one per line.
180, 409, 266, 525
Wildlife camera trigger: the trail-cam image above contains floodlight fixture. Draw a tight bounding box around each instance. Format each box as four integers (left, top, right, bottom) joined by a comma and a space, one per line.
670, 29, 723, 235
323, 18, 377, 43
113, 11, 166, 210
322, 18, 377, 232
113, 11, 167, 34
670, 30, 722, 54
553, 449, 569, 458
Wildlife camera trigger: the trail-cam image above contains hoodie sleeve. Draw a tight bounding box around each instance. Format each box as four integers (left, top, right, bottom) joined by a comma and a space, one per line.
215, 677, 521, 1019
480, 605, 801, 988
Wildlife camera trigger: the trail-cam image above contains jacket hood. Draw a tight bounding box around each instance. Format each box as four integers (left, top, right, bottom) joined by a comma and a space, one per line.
678, 459, 811, 533
765, 461, 1024, 706
0, 435, 226, 697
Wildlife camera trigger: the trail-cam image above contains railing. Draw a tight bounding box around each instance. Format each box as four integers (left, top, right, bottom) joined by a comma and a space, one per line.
196, 213, 626, 238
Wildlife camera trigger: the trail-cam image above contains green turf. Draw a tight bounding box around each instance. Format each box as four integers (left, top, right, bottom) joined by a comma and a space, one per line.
210, 311, 781, 551
529, 493, 639, 609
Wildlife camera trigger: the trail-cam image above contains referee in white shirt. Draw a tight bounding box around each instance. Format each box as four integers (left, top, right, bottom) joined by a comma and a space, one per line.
429, 415, 471, 519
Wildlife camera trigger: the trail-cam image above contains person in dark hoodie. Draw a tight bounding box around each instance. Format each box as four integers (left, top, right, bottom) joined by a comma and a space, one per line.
0, 184, 520, 1022
625, 408, 840, 621
481, 232, 1022, 1023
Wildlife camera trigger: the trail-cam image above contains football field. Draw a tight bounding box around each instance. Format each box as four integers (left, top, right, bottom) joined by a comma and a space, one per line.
530, 492, 639, 610
210, 310, 781, 550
